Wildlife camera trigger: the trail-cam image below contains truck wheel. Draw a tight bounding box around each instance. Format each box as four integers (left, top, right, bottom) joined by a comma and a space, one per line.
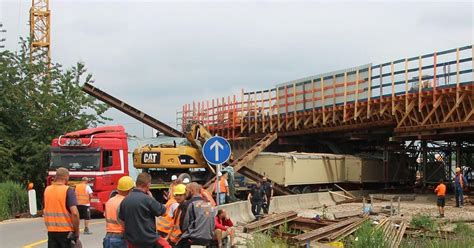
291, 186, 301, 194
302, 186, 312, 194
178, 173, 192, 183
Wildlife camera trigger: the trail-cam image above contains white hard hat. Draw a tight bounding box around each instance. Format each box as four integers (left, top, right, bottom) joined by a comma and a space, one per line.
171, 175, 178, 181
217, 172, 222, 177
183, 178, 190, 184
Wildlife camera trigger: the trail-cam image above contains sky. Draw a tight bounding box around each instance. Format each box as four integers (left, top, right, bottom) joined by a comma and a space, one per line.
1, 0, 472, 137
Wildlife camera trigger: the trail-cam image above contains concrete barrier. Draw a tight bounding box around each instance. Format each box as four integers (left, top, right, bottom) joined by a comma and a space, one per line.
219, 190, 370, 224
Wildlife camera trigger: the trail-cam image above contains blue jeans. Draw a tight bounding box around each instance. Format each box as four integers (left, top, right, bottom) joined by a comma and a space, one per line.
219, 193, 227, 205
103, 236, 127, 248
455, 187, 464, 207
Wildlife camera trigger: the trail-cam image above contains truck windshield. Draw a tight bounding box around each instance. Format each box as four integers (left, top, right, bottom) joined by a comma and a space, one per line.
50, 151, 100, 171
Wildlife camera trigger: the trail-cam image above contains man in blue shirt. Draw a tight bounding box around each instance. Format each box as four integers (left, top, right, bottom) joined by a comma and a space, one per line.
454, 167, 468, 208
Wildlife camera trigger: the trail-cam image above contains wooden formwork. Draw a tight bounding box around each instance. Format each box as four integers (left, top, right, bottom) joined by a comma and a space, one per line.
180, 45, 474, 140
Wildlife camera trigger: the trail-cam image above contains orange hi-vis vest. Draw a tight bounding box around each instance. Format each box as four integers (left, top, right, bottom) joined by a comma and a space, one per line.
156, 198, 177, 234
105, 194, 125, 234
75, 183, 90, 205
168, 208, 183, 244
217, 178, 228, 193
43, 184, 74, 232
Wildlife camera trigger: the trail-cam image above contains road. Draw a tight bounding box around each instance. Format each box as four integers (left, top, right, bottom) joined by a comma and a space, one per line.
0, 217, 106, 248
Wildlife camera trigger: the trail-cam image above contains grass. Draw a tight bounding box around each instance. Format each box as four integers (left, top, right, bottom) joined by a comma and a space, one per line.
0, 181, 28, 221
246, 232, 288, 248
410, 214, 437, 231
401, 222, 474, 247
345, 221, 389, 248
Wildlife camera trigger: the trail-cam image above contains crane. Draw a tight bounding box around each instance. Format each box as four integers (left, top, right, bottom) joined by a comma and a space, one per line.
29, 0, 51, 69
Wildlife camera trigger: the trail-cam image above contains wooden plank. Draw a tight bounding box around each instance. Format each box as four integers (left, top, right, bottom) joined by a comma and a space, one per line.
321, 77, 326, 125
333, 75, 337, 123
404, 58, 409, 114
244, 211, 298, 233
240, 89, 244, 133
292, 217, 361, 244
276, 87, 281, 131
391, 61, 395, 115
329, 190, 353, 199
456, 48, 460, 103
367, 66, 372, 118
333, 210, 361, 219
379, 65, 383, 115
334, 184, 357, 198
354, 69, 359, 120
418, 55, 423, 111
293, 83, 297, 129
343, 72, 348, 122
312, 79, 316, 126
269, 89, 273, 132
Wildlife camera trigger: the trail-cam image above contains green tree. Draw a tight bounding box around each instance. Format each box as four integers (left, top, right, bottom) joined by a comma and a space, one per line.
0, 39, 110, 194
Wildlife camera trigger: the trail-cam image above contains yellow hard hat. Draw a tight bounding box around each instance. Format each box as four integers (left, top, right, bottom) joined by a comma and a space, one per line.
173, 184, 186, 195
117, 176, 135, 191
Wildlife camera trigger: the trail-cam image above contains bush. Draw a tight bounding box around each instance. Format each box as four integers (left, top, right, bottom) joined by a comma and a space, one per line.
348, 221, 389, 248
410, 214, 437, 231
0, 181, 28, 221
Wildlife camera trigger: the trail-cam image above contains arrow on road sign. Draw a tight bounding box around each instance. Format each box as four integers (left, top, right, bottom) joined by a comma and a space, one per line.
210, 140, 224, 162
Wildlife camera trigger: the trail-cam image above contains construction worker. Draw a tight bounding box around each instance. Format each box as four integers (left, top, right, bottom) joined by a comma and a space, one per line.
156, 184, 186, 248
261, 176, 274, 214
103, 176, 135, 248
75, 177, 93, 234
44, 167, 80, 248
454, 167, 468, 208
434, 178, 446, 218
119, 172, 166, 248
175, 182, 216, 248
200, 187, 216, 207
215, 171, 229, 205
168, 175, 181, 199
248, 181, 267, 220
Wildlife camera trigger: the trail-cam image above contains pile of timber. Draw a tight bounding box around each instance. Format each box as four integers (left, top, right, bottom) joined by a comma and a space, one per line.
375, 217, 407, 248
243, 210, 369, 247
290, 216, 369, 246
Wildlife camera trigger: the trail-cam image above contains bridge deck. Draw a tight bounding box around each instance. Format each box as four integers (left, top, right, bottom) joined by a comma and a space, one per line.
180, 45, 474, 140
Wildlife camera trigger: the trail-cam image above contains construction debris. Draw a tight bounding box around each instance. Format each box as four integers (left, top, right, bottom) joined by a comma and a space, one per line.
243, 211, 298, 233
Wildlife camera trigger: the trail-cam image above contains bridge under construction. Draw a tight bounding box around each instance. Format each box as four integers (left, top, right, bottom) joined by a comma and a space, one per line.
178, 44, 474, 186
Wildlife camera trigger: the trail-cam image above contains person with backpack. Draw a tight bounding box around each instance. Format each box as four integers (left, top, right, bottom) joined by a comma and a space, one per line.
176, 182, 216, 248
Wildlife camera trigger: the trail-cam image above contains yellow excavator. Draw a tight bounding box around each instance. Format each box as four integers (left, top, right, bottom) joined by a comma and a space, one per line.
132, 122, 218, 185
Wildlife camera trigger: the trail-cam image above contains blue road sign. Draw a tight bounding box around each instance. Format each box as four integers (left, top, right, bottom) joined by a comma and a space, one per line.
203, 136, 232, 165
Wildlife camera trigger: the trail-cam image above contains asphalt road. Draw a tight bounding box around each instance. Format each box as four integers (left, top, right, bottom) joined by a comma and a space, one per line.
1, 217, 106, 248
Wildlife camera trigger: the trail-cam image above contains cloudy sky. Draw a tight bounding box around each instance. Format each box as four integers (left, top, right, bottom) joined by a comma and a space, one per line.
1, 0, 472, 137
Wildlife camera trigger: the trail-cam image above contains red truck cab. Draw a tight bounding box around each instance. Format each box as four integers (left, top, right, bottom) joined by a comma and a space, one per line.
48, 125, 131, 213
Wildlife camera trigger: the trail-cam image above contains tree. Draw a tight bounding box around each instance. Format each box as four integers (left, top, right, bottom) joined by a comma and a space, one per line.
0, 39, 110, 192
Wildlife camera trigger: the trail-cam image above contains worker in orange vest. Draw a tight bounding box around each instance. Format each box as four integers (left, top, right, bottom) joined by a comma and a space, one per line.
215, 171, 229, 205
103, 176, 135, 248
44, 167, 80, 247
156, 184, 186, 248
454, 167, 468, 208
75, 177, 93, 234
201, 187, 216, 207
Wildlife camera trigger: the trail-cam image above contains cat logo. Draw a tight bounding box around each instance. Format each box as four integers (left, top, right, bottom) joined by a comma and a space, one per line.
142, 152, 160, 164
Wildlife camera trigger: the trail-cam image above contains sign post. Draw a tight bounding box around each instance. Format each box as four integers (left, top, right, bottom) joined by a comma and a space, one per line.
202, 136, 232, 205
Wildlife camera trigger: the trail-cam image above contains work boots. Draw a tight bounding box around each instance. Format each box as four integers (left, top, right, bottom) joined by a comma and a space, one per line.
83, 227, 92, 235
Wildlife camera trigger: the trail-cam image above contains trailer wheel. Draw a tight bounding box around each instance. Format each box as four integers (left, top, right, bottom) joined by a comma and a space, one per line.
302, 186, 312, 194
291, 186, 301, 194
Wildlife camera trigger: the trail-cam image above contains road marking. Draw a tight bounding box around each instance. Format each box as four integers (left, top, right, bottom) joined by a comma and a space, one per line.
22, 221, 104, 248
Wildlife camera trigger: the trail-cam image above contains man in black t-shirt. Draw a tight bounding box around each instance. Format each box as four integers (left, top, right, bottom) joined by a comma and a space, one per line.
261, 176, 273, 214
247, 181, 266, 220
